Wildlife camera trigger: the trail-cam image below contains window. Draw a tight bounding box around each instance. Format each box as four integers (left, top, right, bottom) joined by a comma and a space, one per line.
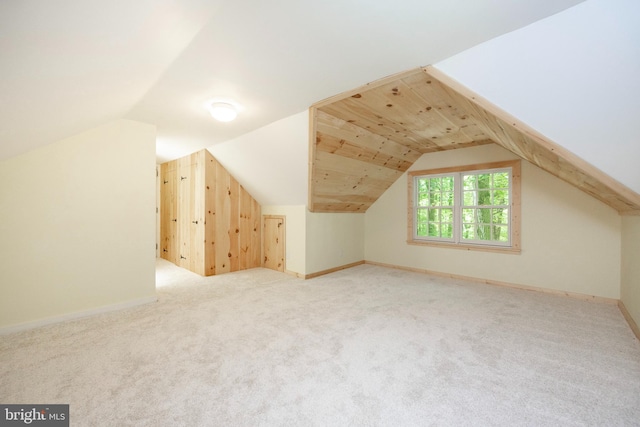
408, 160, 520, 253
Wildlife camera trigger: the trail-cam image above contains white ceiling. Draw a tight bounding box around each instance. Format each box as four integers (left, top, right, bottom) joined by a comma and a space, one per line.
1, 0, 584, 164
0, 0, 222, 161
437, 0, 640, 194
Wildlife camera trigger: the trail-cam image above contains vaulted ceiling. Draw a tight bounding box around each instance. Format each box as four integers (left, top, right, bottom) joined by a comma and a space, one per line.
309, 67, 640, 214
0, 0, 585, 163
2, 1, 638, 211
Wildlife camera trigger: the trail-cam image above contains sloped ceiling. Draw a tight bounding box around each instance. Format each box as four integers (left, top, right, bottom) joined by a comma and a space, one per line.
3, 0, 638, 210
309, 67, 640, 214
0, 0, 222, 161
1, 0, 584, 164
436, 0, 640, 195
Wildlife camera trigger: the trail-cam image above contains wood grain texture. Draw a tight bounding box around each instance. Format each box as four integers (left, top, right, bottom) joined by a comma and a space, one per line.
214, 155, 231, 275
204, 152, 217, 275
160, 161, 178, 264
159, 149, 261, 276
308, 66, 640, 214
263, 215, 285, 272
423, 66, 640, 213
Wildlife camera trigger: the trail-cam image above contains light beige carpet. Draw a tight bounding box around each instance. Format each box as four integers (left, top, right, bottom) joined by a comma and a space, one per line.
2, 259, 639, 426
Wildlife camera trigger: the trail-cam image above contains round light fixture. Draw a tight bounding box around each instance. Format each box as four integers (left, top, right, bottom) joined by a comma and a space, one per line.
208, 102, 238, 122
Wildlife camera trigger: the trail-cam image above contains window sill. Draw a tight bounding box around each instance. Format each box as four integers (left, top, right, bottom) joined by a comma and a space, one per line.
407, 239, 521, 254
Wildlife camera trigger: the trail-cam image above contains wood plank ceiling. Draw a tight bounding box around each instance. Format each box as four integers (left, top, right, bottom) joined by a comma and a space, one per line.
308, 66, 640, 214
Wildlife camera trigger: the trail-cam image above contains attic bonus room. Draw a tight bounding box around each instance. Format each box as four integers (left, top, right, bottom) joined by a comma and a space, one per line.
1, 1, 640, 426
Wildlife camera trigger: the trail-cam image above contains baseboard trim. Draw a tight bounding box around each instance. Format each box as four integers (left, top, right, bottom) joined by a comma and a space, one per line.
618, 300, 640, 341
365, 261, 618, 305
304, 260, 365, 280
0, 295, 158, 336
285, 269, 304, 279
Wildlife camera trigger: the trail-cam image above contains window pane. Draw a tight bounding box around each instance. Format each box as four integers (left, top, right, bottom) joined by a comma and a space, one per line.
493, 189, 509, 206
441, 208, 453, 223
492, 208, 508, 225
462, 224, 475, 240
478, 208, 491, 223
413, 167, 514, 247
493, 226, 509, 242
462, 209, 475, 223
429, 177, 441, 191
477, 224, 492, 240
478, 190, 491, 205
442, 176, 454, 191
463, 191, 476, 206
478, 174, 491, 189
493, 172, 509, 189
441, 224, 453, 238
463, 175, 476, 190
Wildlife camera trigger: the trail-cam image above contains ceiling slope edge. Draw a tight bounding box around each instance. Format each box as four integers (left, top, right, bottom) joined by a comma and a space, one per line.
307, 66, 640, 214
423, 66, 640, 215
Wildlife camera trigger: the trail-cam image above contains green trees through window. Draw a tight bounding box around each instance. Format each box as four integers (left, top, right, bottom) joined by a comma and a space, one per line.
461, 171, 509, 242
410, 161, 519, 250
416, 176, 454, 239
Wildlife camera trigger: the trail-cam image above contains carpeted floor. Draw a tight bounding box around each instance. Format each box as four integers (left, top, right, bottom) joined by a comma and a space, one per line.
1, 259, 639, 426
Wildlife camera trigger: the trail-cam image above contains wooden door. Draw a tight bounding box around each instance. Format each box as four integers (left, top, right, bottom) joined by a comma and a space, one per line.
177, 156, 197, 270
160, 162, 178, 264
263, 215, 285, 272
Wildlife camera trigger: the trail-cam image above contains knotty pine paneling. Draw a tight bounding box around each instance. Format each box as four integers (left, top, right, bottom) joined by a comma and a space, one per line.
309, 66, 640, 214
159, 149, 261, 276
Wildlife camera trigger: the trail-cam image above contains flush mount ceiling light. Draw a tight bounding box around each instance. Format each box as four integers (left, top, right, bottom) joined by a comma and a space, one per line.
208, 102, 238, 122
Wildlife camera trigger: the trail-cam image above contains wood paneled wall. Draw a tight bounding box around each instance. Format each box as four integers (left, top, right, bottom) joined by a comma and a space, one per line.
160, 149, 261, 276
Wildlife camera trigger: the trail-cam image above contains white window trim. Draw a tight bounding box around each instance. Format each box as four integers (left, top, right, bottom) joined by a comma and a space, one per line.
407, 160, 521, 254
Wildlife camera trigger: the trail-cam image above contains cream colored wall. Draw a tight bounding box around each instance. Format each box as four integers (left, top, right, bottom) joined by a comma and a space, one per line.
621, 216, 640, 326
262, 205, 307, 276
0, 120, 157, 330
305, 212, 365, 275
208, 111, 309, 206
365, 144, 621, 299
260, 207, 365, 277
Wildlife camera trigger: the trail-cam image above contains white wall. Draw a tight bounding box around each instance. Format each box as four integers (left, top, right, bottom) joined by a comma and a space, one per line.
306, 212, 365, 275
436, 0, 640, 194
621, 216, 640, 326
0, 120, 157, 330
365, 144, 621, 299
262, 205, 307, 276
208, 111, 309, 206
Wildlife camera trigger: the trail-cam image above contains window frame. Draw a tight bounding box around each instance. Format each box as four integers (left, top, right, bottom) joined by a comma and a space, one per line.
407, 160, 521, 254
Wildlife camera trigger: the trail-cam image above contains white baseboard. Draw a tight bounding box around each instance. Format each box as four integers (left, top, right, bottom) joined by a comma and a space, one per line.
0, 295, 158, 336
